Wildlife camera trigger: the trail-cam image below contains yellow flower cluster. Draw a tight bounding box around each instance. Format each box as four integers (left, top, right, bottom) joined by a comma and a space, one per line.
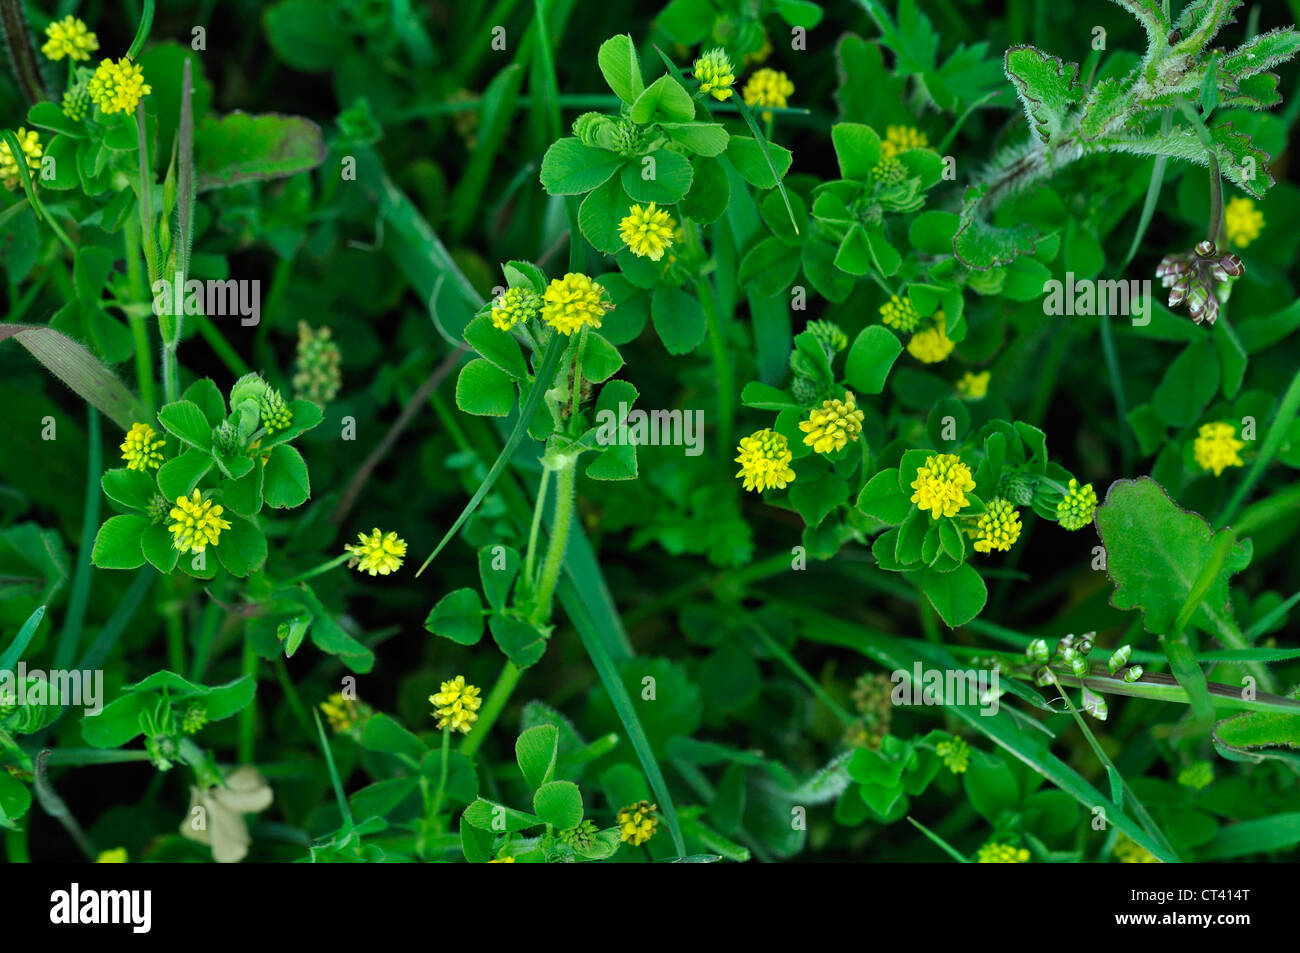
742, 68, 794, 121
970, 497, 1022, 554
320, 692, 363, 733
168, 490, 232, 554
910, 453, 974, 519
430, 675, 482, 734
734, 428, 796, 492
1193, 421, 1245, 476
1055, 479, 1098, 530
977, 842, 1030, 863
1113, 833, 1159, 863
693, 48, 735, 101
345, 529, 407, 576
617, 800, 659, 846
956, 371, 990, 400
618, 202, 676, 261
541, 273, 613, 335
879, 294, 920, 333
0, 128, 42, 191
120, 422, 165, 471
42, 16, 99, 62
490, 286, 541, 331
799, 391, 864, 454
88, 57, 152, 115
1224, 196, 1264, 248
906, 313, 955, 364
936, 738, 969, 774
881, 125, 928, 159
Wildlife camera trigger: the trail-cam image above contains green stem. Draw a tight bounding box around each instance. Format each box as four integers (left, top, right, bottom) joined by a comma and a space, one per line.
429, 728, 452, 819
1218, 364, 1300, 527
698, 277, 733, 455
121, 215, 157, 416
460, 661, 522, 758
520, 467, 552, 600
568, 326, 588, 427
238, 639, 258, 763
4, 826, 29, 863
282, 552, 351, 587
749, 621, 856, 725
530, 455, 577, 624
53, 407, 100, 670
274, 658, 316, 741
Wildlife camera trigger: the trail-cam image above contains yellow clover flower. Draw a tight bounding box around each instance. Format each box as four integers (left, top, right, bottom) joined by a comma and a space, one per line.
693, 47, 735, 101
742, 67, 793, 121
488, 855, 516, 863
1113, 833, 1159, 863
956, 371, 990, 400
120, 421, 165, 471
42, 15, 99, 62
320, 692, 362, 733
490, 286, 541, 331
881, 125, 928, 159
541, 273, 613, 335
907, 312, 955, 364
970, 496, 1022, 554
880, 294, 921, 333
799, 391, 865, 454
617, 800, 659, 846
734, 428, 796, 492
1224, 196, 1264, 248
95, 847, 128, 863
88, 57, 152, 115
619, 202, 676, 261
977, 842, 1030, 863
1193, 421, 1245, 476
935, 738, 969, 774
0, 128, 42, 191
345, 528, 407, 576
430, 675, 482, 734
1056, 479, 1098, 530
168, 490, 232, 554
910, 453, 974, 519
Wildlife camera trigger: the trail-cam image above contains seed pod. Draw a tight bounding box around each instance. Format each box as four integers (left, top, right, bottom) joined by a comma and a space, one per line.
1070, 655, 1090, 677
1060, 645, 1078, 665
1108, 645, 1132, 674
1083, 687, 1108, 721
1026, 639, 1049, 663
1124, 665, 1144, 683
1034, 667, 1054, 687
1077, 635, 1094, 656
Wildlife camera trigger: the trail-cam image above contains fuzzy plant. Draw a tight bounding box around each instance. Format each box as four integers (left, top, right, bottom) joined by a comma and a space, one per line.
955, 0, 1300, 273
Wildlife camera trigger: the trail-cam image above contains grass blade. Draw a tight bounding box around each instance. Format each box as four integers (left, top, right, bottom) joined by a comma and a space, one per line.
0, 605, 46, 671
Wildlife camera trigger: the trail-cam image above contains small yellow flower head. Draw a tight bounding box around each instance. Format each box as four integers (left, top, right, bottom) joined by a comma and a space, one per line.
62, 79, 92, 121
259, 389, 294, 435
1056, 479, 1098, 530
910, 453, 975, 519
181, 701, 208, 735
742, 67, 794, 121
1113, 833, 1159, 863
1193, 421, 1245, 476
320, 692, 362, 733
693, 47, 735, 101
956, 371, 990, 400
799, 391, 865, 454
619, 202, 677, 261
881, 124, 929, 159
488, 855, 516, 863
907, 312, 955, 364
541, 273, 613, 336
617, 800, 659, 846
95, 847, 128, 863
490, 286, 542, 332
971, 497, 1022, 554
880, 294, 921, 332
168, 490, 232, 554
977, 842, 1030, 863
935, 737, 970, 774
120, 421, 165, 471
1224, 196, 1264, 248
871, 156, 908, 185
0, 128, 42, 191
88, 57, 152, 115
42, 16, 99, 62
429, 675, 482, 734
345, 528, 407, 576
734, 428, 796, 492
292, 322, 342, 404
